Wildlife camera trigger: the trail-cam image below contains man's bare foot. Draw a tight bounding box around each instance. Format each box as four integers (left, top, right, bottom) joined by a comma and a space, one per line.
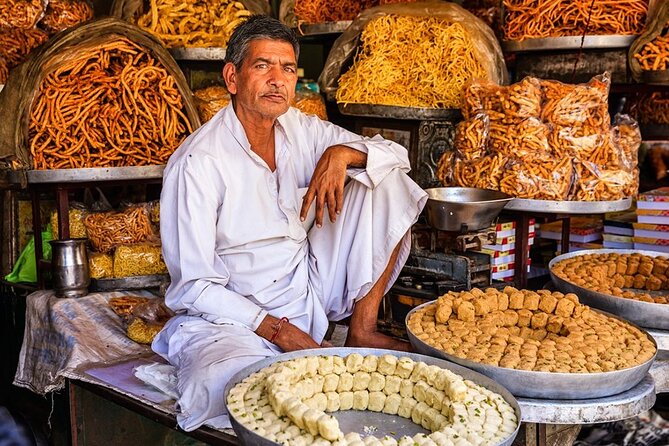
345, 330, 412, 352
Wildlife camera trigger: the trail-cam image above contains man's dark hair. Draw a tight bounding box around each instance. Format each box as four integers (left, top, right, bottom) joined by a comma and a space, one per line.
224, 15, 300, 69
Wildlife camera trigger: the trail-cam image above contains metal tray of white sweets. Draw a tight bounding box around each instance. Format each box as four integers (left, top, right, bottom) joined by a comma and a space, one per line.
338, 103, 461, 120
504, 197, 632, 213
406, 301, 657, 400
223, 347, 521, 446
549, 249, 669, 330
501, 34, 638, 52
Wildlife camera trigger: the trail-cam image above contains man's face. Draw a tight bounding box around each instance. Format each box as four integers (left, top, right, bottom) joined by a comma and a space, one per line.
224, 39, 298, 121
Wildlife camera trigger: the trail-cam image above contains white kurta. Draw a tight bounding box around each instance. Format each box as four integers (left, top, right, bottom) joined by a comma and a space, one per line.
154, 104, 427, 431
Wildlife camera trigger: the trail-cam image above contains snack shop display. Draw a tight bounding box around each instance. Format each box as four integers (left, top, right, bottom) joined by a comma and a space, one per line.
84, 206, 155, 254
227, 353, 518, 445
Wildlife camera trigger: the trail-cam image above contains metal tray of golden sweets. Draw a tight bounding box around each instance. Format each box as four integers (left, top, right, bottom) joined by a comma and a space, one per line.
224, 347, 521, 446
407, 301, 656, 400
549, 249, 669, 330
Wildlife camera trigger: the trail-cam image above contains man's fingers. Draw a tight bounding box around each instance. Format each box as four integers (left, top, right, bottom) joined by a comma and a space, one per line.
335, 185, 344, 215
315, 192, 325, 227
327, 190, 337, 223
300, 187, 315, 221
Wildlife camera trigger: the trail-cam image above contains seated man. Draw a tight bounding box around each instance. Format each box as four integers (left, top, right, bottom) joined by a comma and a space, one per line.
154, 14, 427, 431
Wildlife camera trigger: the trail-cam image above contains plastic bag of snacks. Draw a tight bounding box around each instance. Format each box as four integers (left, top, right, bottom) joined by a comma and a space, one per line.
571, 161, 632, 201
88, 251, 113, 279
499, 155, 572, 201
113, 243, 167, 278
292, 88, 328, 120
0, 0, 46, 29
454, 113, 489, 161
39, 0, 93, 33
84, 205, 155, 253
463, 77, 542, 122
488, 117, 550, 158
50, 202, 89, 239
540, 74, 610, 132
453, 153, 506, 190
193, 85, 230, 123
147, 200, 160, 225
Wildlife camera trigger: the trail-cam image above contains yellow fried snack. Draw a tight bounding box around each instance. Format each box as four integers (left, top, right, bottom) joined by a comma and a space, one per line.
109, 295, 151, 318
127, 318, 165, 344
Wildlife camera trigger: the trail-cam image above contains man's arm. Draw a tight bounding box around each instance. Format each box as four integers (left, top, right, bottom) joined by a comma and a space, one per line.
300, 144, 367, 227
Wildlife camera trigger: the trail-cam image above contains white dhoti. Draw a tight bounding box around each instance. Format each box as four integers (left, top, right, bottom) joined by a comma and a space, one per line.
153, 168, 426, 431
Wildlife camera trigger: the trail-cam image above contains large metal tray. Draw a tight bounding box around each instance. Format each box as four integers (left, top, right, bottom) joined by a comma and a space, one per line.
642, 69, 669, 86
168, 47, 226, 61
406, 301, 657, 399
338, 103, 461, 120
297, 21, 351, 36
504, 197, 632, 214
501, 35, 638, 52
223, 347, 521, 446
90, 274, 170, 292
549, 248, 669, 330
7, 165, 165, 184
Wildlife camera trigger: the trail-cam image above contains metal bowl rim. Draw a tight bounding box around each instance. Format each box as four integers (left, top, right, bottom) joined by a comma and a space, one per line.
424, 187, 514, 204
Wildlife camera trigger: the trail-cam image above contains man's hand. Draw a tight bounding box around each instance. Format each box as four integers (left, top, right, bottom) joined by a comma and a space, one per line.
255, 315, 321, 352
300, 145, 367, 228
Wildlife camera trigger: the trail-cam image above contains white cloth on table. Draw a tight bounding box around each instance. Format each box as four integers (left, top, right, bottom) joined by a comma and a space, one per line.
153, 104, 427, 431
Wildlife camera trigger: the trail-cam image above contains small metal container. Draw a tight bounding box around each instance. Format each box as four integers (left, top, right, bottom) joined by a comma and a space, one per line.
424, 187, 513, 232
50, 238, 90, 298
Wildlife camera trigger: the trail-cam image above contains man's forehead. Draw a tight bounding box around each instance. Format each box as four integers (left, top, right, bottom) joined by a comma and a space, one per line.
246, 39, 296, 62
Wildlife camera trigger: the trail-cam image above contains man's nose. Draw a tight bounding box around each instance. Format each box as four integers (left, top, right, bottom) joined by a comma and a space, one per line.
268, 66, 287, 86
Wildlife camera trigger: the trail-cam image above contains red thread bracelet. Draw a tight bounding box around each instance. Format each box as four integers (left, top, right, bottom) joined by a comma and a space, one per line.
269, 317, 289, 343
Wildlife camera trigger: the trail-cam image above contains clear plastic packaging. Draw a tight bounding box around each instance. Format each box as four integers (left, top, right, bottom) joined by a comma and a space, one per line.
84, 205, 155, 253
0, 0, 46, 29
435, 150, 456, 186
113, 243, 167, 278
540, 74, 611, 131
499, 155, 572, 201
463, 77, 542, 122
88, 251, 113, 279
488, 117, 550, 158
193, 85, 230, 123
571, 161, 631, 201
292, 89, 328, 120
39, 0, 93, 34
50, 202, 89, 239
453, 153, 506, 190
454, 113, 489, 161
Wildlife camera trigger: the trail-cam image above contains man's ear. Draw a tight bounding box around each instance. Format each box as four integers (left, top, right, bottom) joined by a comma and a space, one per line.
223, 63, 237, 95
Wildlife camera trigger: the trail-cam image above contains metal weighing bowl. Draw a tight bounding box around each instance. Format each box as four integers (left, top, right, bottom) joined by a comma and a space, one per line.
407, 301, 657, 400
549, 249, 669, 330
424, 187, 513, 232
223, 347, 521, 446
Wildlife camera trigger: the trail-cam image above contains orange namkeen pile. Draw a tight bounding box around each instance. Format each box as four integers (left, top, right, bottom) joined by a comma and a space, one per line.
294, 0, 417, 23
503, 0, 648, 41
29, 38, 193, 169
634, 22, 669, 71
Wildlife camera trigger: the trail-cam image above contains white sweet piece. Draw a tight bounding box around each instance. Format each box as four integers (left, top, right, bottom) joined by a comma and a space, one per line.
382, 394, 401, 415
383, 375, 401, 395
364, 436, 383, 445
299, 378, 315, 399
380, 435, 399, 446
345, 432, 363, 442
339, 391, 354, 410
409, 361, 429, 383
399, 379, 413, 398
303, 408, 322, 436
319, 356, 335, 375
318, 414, 342, 441
346, 353, 364, 373
413, 380, 430, 403
377, 354, 398, 375
333, 356, 347, 374
361, 355, 379, 372
395, 357, 414, 379
411, 401, 430, 425
306, 356, 320, 377
289, 403, 309, 429
326, 392, 340, 412
397, 397, 417, 419
368, 391, 386, 412
368, 372, 386, 392
353, 372, 372, 391
337, 372, 354, 392
313, 375, 325, 394
323, 374, 340, 392
398, 436, 415, 446
352, 390, 369, 410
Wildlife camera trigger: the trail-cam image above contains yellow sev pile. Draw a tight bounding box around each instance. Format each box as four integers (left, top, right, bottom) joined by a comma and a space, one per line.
335, 15, 486, 109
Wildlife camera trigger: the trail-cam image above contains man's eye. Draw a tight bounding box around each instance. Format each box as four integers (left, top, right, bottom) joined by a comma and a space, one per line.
284, 67, 295, 73
256, 64, 267, 69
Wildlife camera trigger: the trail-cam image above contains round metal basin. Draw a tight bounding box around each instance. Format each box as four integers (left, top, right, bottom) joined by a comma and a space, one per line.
424, 187, 513, 232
